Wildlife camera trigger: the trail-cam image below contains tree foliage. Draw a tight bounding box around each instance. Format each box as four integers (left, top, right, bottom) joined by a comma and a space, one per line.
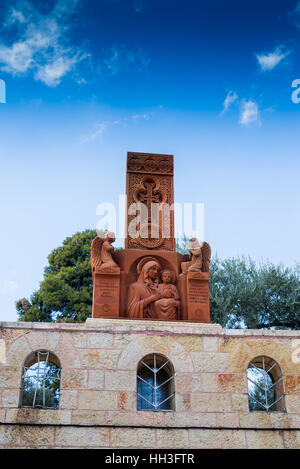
17, 230, 97, 323
210, 257, 300, 329
17, 230, 300, 329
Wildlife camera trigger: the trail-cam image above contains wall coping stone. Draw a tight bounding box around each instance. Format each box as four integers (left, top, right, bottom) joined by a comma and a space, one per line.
1, 319, 300, 339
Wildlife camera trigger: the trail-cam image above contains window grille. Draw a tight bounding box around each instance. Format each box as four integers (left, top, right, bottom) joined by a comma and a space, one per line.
247, 356, 285, 412
21, 350, 61, 409
137, 353, 175, 411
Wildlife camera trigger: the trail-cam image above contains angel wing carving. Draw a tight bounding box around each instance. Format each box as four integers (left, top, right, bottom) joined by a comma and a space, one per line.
201, 242, 211, 273
91, 236, 104, 272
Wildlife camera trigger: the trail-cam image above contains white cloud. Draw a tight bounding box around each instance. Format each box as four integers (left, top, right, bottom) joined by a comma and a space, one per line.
220, 90, 263, 126
35, 53, 88, 87
83, 122, 109, 142
0, 2, 149, 87
131, 112, 152, 120
0, 41, 34, 74
289, 1, 300, 28
256, 47, 290, 71
83, 110, 156, 142
220, 90, 238, 115
3, 1, 33, 28
239, 100, 261, 126
8, 8, 27, 25
0, 0, 86, 86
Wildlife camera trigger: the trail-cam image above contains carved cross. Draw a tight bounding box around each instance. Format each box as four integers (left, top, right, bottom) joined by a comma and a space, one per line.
126, 152, 175, 250
137, 180, 162, 222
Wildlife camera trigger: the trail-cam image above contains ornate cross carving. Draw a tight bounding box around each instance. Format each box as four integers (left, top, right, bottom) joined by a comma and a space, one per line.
136, 179, 163, 222
126, 152, 175, 251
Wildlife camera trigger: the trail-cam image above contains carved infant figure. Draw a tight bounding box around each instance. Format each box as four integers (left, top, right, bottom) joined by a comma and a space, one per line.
153, 269, 180, 320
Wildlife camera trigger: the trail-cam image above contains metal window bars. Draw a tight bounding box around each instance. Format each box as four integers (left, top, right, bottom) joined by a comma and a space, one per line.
247, 356, 285, 412
21, 351, 61, 408
137, 354, 175, 411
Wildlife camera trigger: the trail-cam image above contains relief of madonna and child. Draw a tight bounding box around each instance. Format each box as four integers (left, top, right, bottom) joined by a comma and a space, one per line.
126, 259, 180, 320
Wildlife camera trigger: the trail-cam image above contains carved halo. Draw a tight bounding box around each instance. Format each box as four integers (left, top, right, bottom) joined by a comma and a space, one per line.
136, 257, 161, 276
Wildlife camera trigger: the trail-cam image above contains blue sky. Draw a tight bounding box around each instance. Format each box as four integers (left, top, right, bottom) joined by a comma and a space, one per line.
0, 0, 299, 321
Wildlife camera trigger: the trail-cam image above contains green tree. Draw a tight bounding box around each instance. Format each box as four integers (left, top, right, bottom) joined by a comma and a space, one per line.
22, 383, 58, 408
210, 257, 300, 329
17, 229, 98, 323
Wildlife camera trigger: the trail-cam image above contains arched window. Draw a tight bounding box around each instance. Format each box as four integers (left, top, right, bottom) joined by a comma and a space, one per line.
137, 353, 175, 411
247, 356, 285, 412
20, 350, 61, 409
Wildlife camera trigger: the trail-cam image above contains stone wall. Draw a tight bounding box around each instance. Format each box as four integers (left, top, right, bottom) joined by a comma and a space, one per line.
0, 318, 300, 449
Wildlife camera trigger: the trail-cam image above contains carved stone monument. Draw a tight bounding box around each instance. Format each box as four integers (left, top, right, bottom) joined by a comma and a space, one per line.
91, 152, 211, 323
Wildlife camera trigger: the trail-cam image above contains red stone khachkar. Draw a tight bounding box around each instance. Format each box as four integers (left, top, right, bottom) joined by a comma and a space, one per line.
91, 152, 211, 322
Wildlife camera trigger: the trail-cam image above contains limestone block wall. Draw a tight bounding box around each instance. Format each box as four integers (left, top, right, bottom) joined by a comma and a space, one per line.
0, 318, 300, 449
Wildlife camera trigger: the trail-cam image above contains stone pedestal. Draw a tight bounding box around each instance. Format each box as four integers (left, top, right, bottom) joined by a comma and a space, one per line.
185, 272, 210, 322
92, 267, 120, 318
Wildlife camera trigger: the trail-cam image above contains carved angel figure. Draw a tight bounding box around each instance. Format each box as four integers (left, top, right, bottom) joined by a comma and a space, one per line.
181, 238, 211, 274
91, 232, 118, 271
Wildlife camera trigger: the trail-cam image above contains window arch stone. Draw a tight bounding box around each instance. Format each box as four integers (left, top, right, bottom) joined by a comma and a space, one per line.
137, 353, 175, 411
